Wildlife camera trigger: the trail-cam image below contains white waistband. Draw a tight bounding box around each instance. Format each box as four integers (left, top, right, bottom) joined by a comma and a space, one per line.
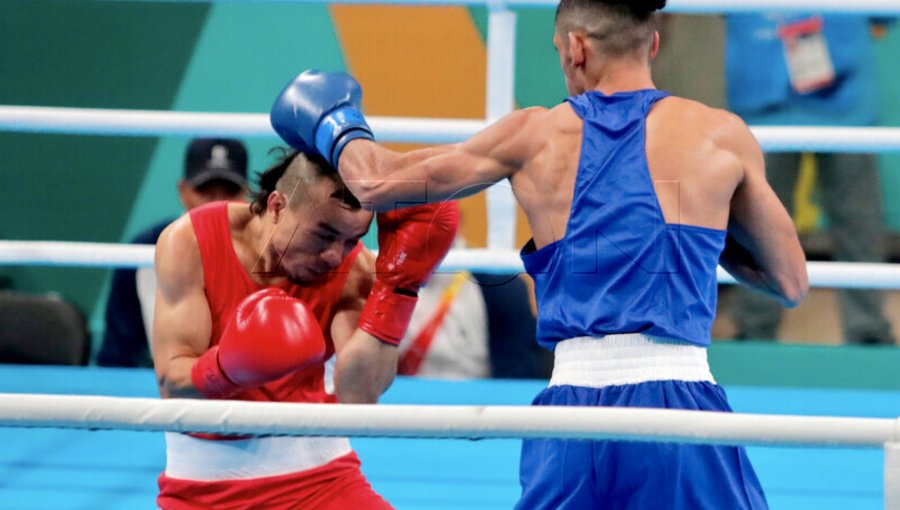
164, 432, 353, 481
549, 334, 714, 389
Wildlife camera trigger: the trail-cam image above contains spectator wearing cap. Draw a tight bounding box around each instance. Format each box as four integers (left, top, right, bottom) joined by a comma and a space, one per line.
97, 139, 248, 367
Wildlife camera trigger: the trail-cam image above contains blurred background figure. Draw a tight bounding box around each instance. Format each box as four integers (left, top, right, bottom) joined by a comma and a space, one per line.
724, 13, 895, 345
396, 267, 550, 380
97, 138, 248, 367
396, 271, 490, 379
0, 291, 91, 365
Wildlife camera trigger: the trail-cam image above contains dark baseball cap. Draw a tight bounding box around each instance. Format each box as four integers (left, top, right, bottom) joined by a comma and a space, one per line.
184, 138, 248, 188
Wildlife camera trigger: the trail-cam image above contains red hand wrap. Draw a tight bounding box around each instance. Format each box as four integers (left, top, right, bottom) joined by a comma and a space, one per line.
191, 346, 242, 399
358, 280, 418, 346
359, 202, 459, 345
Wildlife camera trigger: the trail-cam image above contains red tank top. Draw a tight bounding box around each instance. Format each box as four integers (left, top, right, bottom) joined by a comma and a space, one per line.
189, 201, 362, 404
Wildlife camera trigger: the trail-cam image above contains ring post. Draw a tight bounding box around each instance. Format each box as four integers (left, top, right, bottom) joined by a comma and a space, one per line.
887, 441, 900, 509
485, 4, 518, 250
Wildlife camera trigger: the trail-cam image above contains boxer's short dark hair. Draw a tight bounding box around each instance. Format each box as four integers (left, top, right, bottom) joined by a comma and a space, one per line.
250, 149, 361, 215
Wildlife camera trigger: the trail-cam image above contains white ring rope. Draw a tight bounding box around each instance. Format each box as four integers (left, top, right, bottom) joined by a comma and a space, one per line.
0, 393, 896, 448
72, 0, 900, 15
2, 106, 900, 153
753, 127, 900, 154
0, 240, 897, 289
0, 241, 155, 269
0, 106, 487, 145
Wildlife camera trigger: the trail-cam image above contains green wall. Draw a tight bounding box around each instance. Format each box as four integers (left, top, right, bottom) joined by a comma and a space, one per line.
874, 29, 900, 230
0, 0, 210, 329
710, 341, 900, 391
468, 7, 568, 109
120, 3, 348, 244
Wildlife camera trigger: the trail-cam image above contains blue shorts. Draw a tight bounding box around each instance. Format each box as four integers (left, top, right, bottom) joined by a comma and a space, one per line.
515, 381, 768, 510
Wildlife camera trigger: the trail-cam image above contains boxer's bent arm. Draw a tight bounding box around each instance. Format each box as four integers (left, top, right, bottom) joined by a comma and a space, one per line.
334, 329, 398, 404
151, 219, 213, 399
331, 250, 398, 403
339, 108, 544, 211
720, 116, 808, 307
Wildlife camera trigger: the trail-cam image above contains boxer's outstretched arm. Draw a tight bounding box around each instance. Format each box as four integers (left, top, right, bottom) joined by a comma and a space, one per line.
339, 108, 544, 211
331, 250, 398, 404
719, 115, 808, 307
270, 70, 542, 209
152, 218, 213, 399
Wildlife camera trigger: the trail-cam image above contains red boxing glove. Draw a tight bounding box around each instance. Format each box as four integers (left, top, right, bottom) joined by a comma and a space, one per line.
191, 287, 326, 399
358, 201, 459, 345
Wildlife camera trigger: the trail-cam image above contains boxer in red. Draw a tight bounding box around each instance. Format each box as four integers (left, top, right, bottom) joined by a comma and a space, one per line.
151, 149, 457, 510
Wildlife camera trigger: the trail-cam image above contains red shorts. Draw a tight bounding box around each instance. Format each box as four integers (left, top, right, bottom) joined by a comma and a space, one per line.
157, 452, 393, 510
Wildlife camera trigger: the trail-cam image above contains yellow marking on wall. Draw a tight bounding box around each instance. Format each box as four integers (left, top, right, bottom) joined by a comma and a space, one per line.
794, 152, 820, 234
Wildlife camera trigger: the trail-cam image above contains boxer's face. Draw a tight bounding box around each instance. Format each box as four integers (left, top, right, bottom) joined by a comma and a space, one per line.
267, 180, 372, 284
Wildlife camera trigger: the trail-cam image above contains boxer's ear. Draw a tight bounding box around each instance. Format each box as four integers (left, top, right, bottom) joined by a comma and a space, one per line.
567, 31, 586, 68
268, 191, 288, 223
650, 31, 660, 60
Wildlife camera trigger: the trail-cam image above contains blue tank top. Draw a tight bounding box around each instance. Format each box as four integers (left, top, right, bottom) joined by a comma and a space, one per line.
520, 90, 726, 349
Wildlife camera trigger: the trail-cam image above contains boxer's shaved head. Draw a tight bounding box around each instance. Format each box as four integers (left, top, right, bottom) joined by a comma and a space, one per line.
555, 0, 664, 57
250, 150, 361, 215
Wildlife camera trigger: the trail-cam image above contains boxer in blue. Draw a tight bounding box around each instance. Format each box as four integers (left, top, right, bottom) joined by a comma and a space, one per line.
269, 0, 809, 507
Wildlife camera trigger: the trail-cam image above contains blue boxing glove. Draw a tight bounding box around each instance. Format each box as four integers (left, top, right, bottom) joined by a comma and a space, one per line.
270, 70, 374, 169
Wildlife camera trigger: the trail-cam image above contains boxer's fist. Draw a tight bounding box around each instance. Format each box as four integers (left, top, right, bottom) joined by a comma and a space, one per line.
191, 288, 325, 399
374, 203, 460, 293
358, 202, 460, 345
270, 69, 373, 168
